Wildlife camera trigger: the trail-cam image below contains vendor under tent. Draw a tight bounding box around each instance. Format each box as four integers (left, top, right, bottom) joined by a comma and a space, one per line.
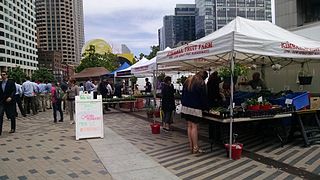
156, 16, 320, 159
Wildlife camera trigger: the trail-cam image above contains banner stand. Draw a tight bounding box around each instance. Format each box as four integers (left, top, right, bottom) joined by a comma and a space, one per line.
75, 95, 104, 140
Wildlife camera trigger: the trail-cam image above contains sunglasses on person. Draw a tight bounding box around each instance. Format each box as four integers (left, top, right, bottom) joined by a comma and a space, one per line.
1, 73, 7, 76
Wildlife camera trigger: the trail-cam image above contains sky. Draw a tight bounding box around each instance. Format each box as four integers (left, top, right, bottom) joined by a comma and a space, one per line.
83, 0, 195, 57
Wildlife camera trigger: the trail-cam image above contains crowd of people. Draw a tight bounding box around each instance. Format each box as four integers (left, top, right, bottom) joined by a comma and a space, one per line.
160, 71, 267, 154
0, 72, 84, 136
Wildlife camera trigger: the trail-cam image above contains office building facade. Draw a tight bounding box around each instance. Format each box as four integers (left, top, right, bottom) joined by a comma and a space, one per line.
0, 0, 38, 75
36, 0, 84, 67
159, 4, 196, 50
275, 0, 320, 29
195, 0, 272, 38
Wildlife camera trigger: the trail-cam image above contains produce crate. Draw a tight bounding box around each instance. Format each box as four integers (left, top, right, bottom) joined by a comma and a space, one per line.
246, 109, 277, 118
269, 92, 309, 110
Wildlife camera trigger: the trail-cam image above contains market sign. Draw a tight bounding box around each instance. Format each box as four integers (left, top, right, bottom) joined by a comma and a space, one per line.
166, 41, 214, 59
75, 95, 104, 140
280, 41, 320, 55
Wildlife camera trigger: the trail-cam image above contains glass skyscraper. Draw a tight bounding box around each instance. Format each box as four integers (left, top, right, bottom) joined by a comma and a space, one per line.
0, 0, 38, 75
159, 4, 196, 50
195, 0, 272, 39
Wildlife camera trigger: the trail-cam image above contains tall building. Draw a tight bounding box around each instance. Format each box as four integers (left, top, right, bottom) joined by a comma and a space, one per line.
195, 0, 272, 39
36, 0, 84, 68
275, 0, 320, 29
159, 4, 196, 50
0, 0, 38, 75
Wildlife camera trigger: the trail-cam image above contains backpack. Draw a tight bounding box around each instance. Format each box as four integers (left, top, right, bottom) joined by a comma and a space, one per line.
55, 87, 64, 100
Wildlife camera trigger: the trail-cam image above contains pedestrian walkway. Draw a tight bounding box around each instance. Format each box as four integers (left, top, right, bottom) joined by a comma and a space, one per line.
89, 127, 179, 180
0, 113, 111, 180
1, 109, 319, 179
103, 111, 307, 180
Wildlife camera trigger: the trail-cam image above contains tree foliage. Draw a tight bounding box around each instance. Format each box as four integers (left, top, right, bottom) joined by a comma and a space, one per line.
8, 66, 27, 84
139, 53, 145, 60
146, 45, 160, 59
32, 68, 55, 82
76, 45, 119, 73
138, 45, 160, 60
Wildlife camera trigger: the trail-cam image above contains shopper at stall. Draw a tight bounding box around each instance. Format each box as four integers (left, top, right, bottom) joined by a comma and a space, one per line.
239, 72, 267, 90
66, 79, 79, 124
181, 71, 208, 154
145, 78, 152, 106
98, 79, 111, 111
114, 80, 123, 98
207, 71, 223, 108
161, 76, 175, 131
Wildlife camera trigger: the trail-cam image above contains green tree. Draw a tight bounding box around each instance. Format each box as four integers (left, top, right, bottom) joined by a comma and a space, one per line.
146, 45, 160, 59
8, 66, 27, 84
139, 53, 145, 60
76, 45, 119, 73
32, 68, 54, 82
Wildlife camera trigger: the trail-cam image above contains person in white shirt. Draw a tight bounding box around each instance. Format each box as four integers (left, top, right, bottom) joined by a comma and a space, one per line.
14, 81, 26, 117
22, 77, 36, 115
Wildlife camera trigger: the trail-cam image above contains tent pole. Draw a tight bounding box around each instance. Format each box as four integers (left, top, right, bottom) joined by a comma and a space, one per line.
229, 52, 235, 159
153, 64, 158, 107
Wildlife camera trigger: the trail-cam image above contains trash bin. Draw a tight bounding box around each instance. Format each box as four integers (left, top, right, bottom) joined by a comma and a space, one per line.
150, 123, 160, 134
225, 143, 243, 160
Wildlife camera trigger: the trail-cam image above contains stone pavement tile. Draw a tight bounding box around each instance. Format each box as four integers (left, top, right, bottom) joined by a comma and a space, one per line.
112, 166, 180, 180
0, 111, 112, 180
100, 152, 160, 173
89, 125, 179, 179
103, 112, 305, 179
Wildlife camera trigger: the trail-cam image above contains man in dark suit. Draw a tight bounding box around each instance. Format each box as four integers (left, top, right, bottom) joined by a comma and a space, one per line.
0, 71, 16, 135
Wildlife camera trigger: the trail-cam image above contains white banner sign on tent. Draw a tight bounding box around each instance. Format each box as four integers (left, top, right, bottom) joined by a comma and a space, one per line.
75, 95, 104, 140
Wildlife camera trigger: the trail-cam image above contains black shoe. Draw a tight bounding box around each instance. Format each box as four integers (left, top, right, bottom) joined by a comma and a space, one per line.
106, 109, 111, 111
58, 120, 63, 122
9, 129, 15, 133
53, 121, 57, 123
22, 114, 27, 117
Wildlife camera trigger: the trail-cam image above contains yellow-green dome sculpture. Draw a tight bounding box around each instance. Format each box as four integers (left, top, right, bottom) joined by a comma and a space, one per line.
82, 39, 112, 55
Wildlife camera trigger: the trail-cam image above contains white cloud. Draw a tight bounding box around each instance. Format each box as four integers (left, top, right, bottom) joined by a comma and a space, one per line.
84, 0, 195, 16
83, 0, 195, 55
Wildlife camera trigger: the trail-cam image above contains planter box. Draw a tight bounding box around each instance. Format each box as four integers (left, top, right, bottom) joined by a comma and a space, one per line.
147, 112, 154, 118
120, 102, 133, 109
135, 98, 144, 109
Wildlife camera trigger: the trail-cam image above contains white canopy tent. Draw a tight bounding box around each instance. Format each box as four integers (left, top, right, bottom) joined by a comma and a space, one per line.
115, 57, 150, 77
157, 17, 320, 70
131, 47, 181, 76
156, 17, 320, 159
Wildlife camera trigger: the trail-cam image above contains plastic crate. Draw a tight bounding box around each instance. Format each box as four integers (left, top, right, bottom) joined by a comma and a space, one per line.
233, 92, 255, 105
269, 92, 309, 110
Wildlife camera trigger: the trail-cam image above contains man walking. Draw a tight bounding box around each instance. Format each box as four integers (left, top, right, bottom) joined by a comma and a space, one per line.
14, 80, 26, 117
0, 71, 17, 135
45, 81, 52, 109
38, 81, 47, 112
22, 77, 36, 115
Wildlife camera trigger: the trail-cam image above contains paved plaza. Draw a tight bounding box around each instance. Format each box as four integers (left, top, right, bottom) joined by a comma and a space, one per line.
1, 109, 320, 179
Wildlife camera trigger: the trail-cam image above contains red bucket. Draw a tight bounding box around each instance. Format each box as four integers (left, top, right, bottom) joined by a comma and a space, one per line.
150, 123, 160, 134
225, 143, 243, 160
